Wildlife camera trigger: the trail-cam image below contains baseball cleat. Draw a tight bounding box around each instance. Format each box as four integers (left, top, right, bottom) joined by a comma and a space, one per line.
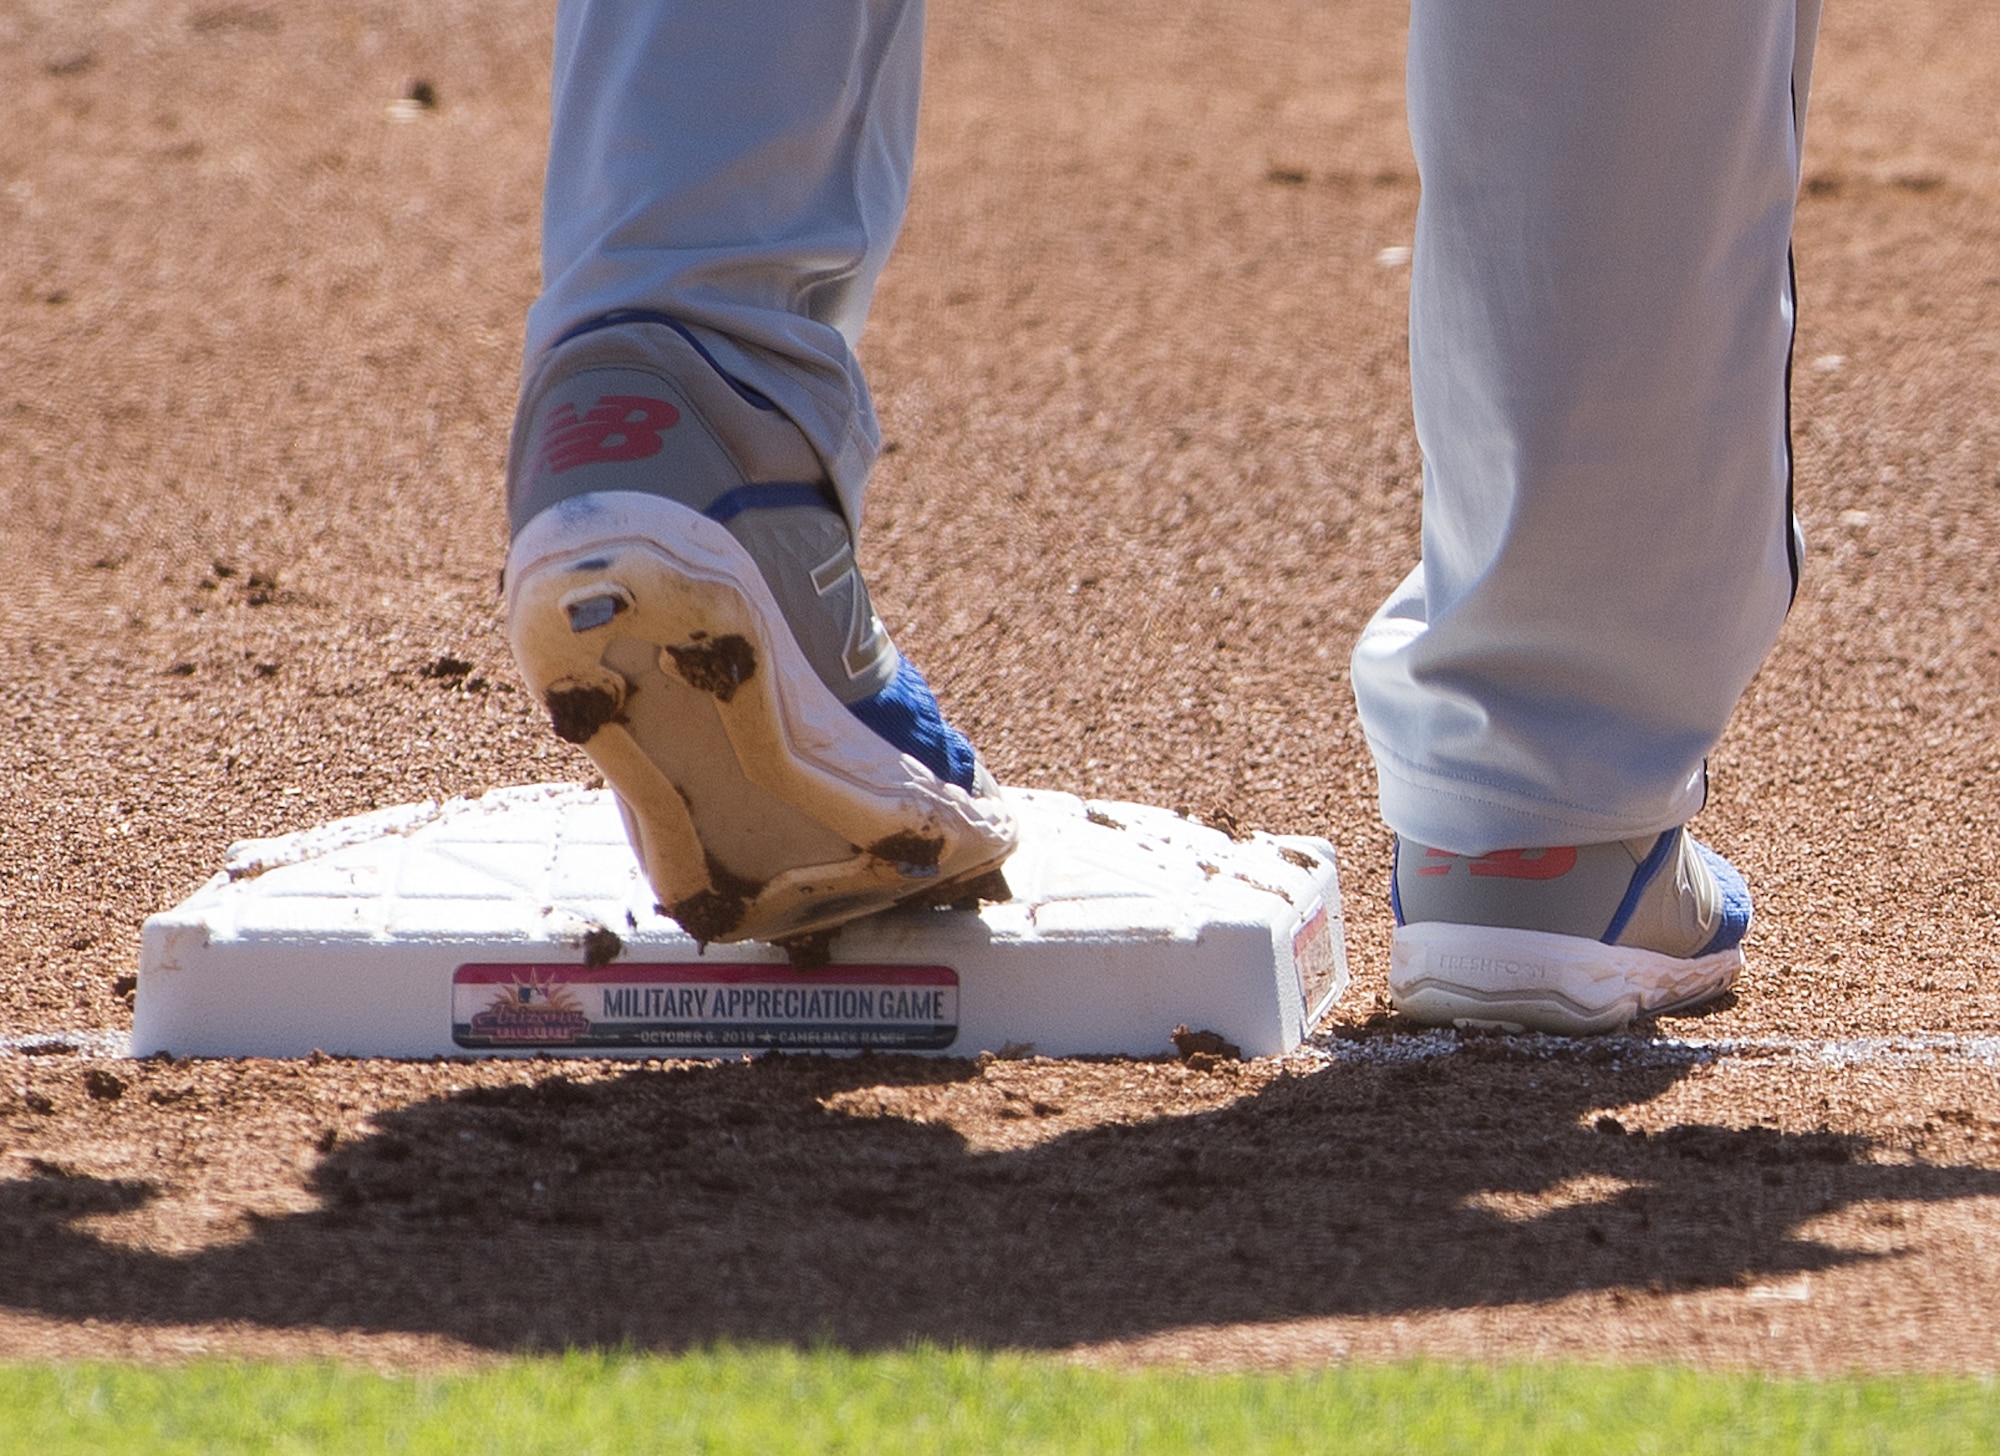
504, 315, 1017, 947
1387, 828, 1750, 1035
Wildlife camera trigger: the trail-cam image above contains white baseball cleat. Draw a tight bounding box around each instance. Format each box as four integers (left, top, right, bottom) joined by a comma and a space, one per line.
504, 315, 1016, 949
1387, 829, 1750, 1035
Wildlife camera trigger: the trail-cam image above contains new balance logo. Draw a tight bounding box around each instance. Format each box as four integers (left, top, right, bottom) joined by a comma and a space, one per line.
1416, 846, 1578, 880
810, 539, 891, 680
541, 395, 680, 474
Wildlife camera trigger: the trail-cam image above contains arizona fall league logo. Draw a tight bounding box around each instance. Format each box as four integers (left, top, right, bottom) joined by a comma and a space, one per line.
542, 395, 680, 473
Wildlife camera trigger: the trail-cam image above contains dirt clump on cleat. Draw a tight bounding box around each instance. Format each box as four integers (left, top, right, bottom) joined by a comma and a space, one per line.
907, 865, 1014, 912
666, 857, 768, 948
776, 928, 837, 971
868, 830, 945, 877
542, 679, 628, 745
663, 633, 757, 701
950, 867, 1013, 908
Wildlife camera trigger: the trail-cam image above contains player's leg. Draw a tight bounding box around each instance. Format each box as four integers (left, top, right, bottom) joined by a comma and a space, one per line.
1352, 0, 1823, 1031
524, 0, 925, 518
506, 0, 1016, 949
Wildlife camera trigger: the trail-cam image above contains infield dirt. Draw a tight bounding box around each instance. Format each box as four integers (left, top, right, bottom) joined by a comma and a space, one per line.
4, 0, 2000, 1373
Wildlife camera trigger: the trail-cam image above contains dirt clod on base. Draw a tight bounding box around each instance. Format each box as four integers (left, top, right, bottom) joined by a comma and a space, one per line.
580, 926, 623, 968
1170, 1024, 1242, 1062
1205, 804, 1250, 841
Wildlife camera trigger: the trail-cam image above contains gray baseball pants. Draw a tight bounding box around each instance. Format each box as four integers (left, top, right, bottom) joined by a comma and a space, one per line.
525, 0, 1823, 853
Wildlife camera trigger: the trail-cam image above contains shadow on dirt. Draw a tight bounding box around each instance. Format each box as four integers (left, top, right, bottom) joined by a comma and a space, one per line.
2, 1044, 1995, 1352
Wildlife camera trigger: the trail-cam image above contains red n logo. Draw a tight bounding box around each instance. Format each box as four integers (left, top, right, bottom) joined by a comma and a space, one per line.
542, 395, 680, 474
1417, 846, 1578, 879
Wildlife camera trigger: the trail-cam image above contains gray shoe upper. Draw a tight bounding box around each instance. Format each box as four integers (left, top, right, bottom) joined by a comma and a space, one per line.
1394, 829, 1725, 958
507, 322, 899, 708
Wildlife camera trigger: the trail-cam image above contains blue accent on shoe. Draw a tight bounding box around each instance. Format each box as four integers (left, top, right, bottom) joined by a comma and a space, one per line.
846, 658, 978, 792
703, 481, 839, 524
1692, 838, 1754, 958
1599, 829, 1680, 944
549, 311, 780, 411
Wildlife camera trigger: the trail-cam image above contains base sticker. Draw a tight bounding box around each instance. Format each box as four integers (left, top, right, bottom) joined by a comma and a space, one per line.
452, 962, 959, 1052
1291, 901, 1342, 1022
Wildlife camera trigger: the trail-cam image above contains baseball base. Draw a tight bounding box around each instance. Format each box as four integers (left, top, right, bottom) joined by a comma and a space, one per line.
133, 784, 1346, 1060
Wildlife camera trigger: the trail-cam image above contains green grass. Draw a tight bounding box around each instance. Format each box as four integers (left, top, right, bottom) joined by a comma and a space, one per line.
2, 1349, 1996, 1455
